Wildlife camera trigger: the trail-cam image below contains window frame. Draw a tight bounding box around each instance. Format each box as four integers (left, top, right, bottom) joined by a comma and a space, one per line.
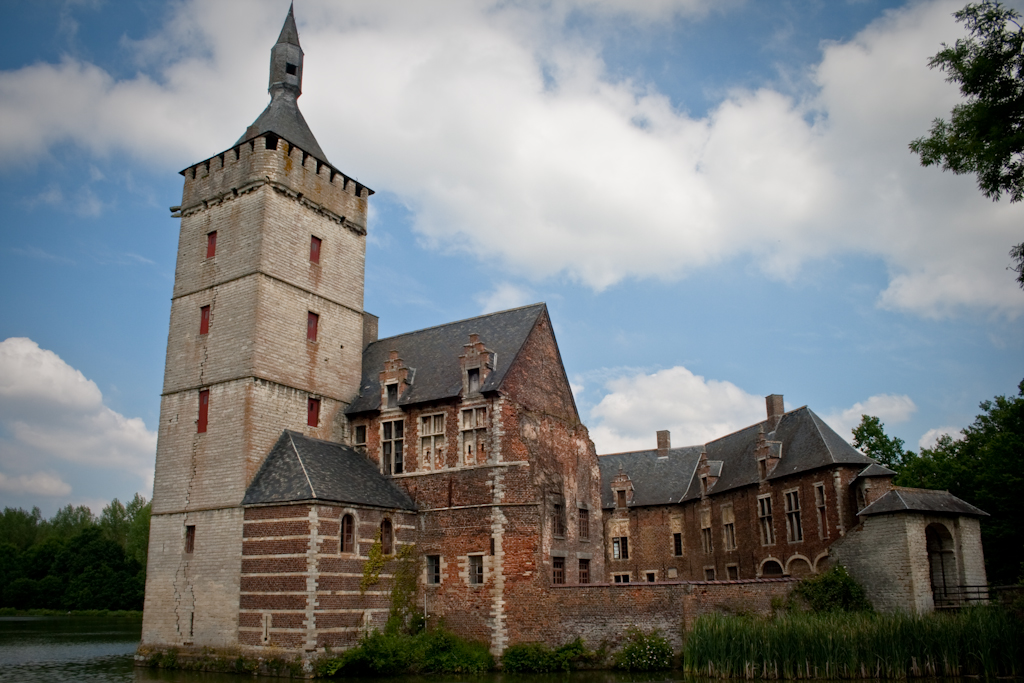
206, 231, 217, 258
758, 494, 775, 546
426, 555, 441, 585
552, 556, 565, 584
419, 413, 446, 471
380, 518, 394, 555
552, 503, 566, 538
199, 305, 210, 335
578, 508, 590, 540
814, 482, 828, 539
468, 554, 484, 585
784, 488, 803, 543
340, 514, 355, 554
613, 573, 630, 583
612, 536, 629, 560
700, 507, 713, 555
578, 558, 590, 584
673, 532, 683, 557
197, 389, 209, 433
307, 311, 319, 342
185, 525, 196, 554
381, 419, 404, 475
310, 235, 322, 264
307, 397, 320, 427
722, 503, 737, 551
460, 406, 488, 465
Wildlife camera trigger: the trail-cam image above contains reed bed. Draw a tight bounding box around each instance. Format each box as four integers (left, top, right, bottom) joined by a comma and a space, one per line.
683, 607, 1021, 679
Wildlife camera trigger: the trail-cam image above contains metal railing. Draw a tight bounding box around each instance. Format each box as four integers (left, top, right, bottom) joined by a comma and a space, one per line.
932, 584, 990, 609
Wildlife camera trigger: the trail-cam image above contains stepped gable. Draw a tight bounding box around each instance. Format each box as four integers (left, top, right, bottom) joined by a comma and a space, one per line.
242, 430, 416, 510
236, 3, 329, 164
346, 303, 547, 414
858, 487, 988, 517
597, 446, 704, 508
676, 407, 875, 500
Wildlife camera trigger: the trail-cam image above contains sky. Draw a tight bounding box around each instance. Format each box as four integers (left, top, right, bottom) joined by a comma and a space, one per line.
0, 0, 1022, 517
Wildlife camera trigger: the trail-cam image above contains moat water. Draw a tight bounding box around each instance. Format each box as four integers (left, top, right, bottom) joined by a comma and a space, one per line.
0, 616, 686, 683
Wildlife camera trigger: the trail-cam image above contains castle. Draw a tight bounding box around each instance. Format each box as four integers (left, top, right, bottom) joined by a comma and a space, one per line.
141, 6, 988, 663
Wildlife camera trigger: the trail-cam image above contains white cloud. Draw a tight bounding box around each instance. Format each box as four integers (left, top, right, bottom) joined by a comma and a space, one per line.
477, 283, 534, 314
822, 393, 918, 441
918, 425, 962, 450
588, 366, 765, 453
0, 338, 156, 500
0, 0, 1020, 316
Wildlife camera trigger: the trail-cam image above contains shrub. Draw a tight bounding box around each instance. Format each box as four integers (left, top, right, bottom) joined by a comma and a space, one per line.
317, 627, 493, 677
794, 565, 872, 613
613, 627, 674, 671
502, 638, 592, 672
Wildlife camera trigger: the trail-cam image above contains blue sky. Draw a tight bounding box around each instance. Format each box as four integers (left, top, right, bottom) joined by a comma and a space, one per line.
0, 0, 1021, 516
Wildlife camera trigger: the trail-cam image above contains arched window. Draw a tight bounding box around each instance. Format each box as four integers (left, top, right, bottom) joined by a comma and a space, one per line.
381, 518, 393, 555
761, 560, 784, 577
340, 514, 355, 553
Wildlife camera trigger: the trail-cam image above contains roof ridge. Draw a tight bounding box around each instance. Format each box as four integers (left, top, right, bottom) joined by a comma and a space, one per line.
598, 445, 705, 457
288, 431, 317, 499
370, 303, 546, 345
805, 408, 841, 465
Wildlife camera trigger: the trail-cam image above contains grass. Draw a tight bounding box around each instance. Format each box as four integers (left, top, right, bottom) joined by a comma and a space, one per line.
683, 606, 1021, 679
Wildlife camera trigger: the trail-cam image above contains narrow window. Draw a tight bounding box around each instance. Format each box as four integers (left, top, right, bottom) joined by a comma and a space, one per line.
340, 514, 354, 553
310, 235, 322, 264
646, 572, 656, 582
490, 537, 495, 555
199, 305, 210, 335
722, 504, 737, 551
815, 483, 828, 539
578, 508, 590, 540
206, 231, 217, 258
419, 414, 445, 470
467, 367, 480, 393
197, 389, 209, 433
700, 475, 708, 495
354, 425, 367, 447
380, 519, 393, 555
758, 495, 775, 545
469, 555, 483, 584
285, 62, 298, 75
785, 490, 803, 542
552, 556, 565, 584
427, 555, 441, 584
612, 536, 629, 560
307, 312, 319, 342
382, 419, 404, 475
616, 490, 627, 508
704, 567, 716, 581
185, 525, 195, 553
758, 458, 767, 480
261, 613, 271, 644
700, 507, 713, 554
307, 398, 320, 427
386, 383, 398, 409
727, 565, 739, 580
673, 532, 683, 556
578, 559, 590, 584
552, 503, 565, 537
461, 407, 487, 465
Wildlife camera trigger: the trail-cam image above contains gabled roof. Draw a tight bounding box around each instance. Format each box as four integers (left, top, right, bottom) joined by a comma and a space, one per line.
858, 487, 988, 517
857, 463, 897, 479
598, 446, 704, 508
346, 304, 547, 414
242, 431, 416, 510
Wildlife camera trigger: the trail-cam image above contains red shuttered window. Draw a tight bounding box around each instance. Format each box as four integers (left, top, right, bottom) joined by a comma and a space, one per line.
197, 390, 209, 433
206, 231, 217, 258
307, 398, 320, 427
310, 236, 321, 264
307, 312, 319, 342
199, 305, 210, 335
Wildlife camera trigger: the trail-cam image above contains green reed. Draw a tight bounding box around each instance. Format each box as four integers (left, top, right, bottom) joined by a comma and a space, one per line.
683, 607, 1021, 679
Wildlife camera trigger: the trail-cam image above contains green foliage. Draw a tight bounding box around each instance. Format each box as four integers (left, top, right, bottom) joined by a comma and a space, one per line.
385, 543, 418, 633
794, 565, 872, 613
908, 1, 1024, 286
501, 638, 592, 672
612, 627, 674, 672
852, 415, 914, 472
359, 531, 385, 594
684, 607, 1022, 678
318, 628, 494, 677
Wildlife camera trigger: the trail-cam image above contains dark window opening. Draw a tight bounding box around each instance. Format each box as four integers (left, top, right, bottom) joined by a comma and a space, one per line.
307, 312, 319, 342
616, 490, 627, 507
727, 565, 739, 580
705, 568, 716, 581
380, 519, 393, 555
490, 537, 495, 556
469, 555, 483, 584
761, 560, 784, 577
185, 525, 195, 553
354, 425, 366, 446
266, 133, 278, 150
673, 532, 683, 556
206, 231, 217, 258
614, 574, 630, 583
552, 556, 565, 584
307, 398, 320, 427
286, 62, 298, 75
612, 536, 629, 560
427, 555, 441, 584
310, 235, 321, 264
382, 419, 404, 475
552, 503, 565, 537
646, 572, 656, 582
197, 389, 209, 433
579, 559, 590, 584
199, 305, 210, 335
579, 508, 589, 540
467, 367, 480, 393
386, 383, 398, 408
341, 514, 354, 553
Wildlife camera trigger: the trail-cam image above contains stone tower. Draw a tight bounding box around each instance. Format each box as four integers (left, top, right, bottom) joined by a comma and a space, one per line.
142, 4, 374, 650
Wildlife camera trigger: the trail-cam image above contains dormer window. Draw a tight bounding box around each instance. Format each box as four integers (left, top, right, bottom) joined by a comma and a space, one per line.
758, 459, 767, 480
700, 475, 708, 495
386, 383, 398, 409
616, 490, 627, 508
286, 63, 298, 75
468, 367, 480, 393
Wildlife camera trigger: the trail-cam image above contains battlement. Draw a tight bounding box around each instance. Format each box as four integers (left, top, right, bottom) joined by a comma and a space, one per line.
178, 133, 372, 227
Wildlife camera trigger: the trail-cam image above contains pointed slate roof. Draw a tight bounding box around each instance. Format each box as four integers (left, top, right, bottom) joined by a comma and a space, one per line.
242, 431, 416, 510
346, 304, 548, 414
598, 446, 704, 508
276, 4, 300, 46
858, 487, 988, 517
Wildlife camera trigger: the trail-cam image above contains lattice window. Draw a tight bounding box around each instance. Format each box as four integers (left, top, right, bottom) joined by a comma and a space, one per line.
382, 420, 404, 474
420, 414, 446, 470
758, 494, 775, 545
785, 489, 803, 542
461, 406, 488, 465
700, 507, 713, 554
722, 504, 737, 551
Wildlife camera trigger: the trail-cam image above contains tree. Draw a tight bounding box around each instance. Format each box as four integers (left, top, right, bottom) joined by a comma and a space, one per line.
908, 1, 1024, 287
851, 415, 914, 472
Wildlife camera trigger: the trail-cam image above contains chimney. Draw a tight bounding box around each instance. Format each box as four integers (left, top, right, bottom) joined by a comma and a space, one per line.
766, 394, 784, 431
656, 430, 670, 458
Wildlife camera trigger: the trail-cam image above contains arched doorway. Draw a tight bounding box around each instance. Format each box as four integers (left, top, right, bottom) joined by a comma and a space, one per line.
761, 559, 784, 577
926, 523, 957, 607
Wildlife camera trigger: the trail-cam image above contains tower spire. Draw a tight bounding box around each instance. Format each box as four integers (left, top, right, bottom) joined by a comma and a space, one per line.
237, 2, 329, 163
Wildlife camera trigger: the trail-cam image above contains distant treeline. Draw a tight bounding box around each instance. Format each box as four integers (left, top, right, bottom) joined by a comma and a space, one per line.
0, 495, 150, 611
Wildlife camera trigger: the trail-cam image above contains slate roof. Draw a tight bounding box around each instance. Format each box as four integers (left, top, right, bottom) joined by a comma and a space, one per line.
598, 406, 879, 508
858, 487, 988, 517
242, 430, 416, 510
598, 446, 704, 508
857, 463, 897, 479
347, 304, 547, 414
